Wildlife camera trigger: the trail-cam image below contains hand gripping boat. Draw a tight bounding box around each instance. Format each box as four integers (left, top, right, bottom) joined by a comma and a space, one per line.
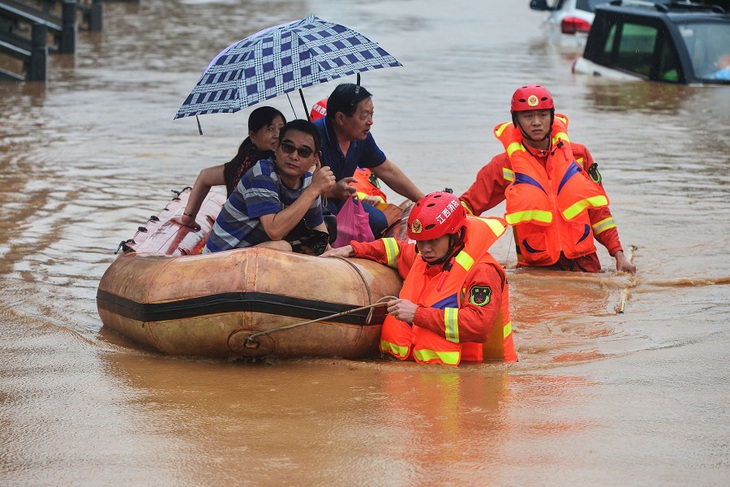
96, 188, 408, 360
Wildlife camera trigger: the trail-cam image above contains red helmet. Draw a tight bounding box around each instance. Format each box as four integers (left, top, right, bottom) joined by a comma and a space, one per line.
407, 192, 466, 241
309, 98, 327, 121
510, 84, 554, 113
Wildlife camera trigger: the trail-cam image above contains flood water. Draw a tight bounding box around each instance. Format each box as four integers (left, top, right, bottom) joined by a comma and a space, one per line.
2, 0, 729, 485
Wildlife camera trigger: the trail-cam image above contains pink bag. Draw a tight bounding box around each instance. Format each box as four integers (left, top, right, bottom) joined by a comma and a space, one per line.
333, 196, 375, 248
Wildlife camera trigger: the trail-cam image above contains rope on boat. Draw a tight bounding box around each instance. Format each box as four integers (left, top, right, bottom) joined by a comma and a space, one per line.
503, 227, 515, 269
244, 295, 398, 349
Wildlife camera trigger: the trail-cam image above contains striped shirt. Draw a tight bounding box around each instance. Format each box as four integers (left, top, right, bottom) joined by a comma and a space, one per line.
204, 158, 324, 253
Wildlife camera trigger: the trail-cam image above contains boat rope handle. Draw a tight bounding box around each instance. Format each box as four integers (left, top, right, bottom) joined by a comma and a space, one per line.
244, 295, 397, 348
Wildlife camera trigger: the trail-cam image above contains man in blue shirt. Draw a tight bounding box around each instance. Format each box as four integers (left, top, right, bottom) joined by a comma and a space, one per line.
313, 83, 424, 236
205, 120, 336, 254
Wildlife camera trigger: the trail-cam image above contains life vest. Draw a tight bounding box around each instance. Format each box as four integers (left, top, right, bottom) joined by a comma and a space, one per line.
350, 167, 388, 205
495, 115, 609, 266
379, 216, 518, 366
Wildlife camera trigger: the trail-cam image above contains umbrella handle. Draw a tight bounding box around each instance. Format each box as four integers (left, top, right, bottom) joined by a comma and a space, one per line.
299, 89, 310, 121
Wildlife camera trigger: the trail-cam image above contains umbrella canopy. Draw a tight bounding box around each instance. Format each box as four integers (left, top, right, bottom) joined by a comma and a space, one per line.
174, 14, 402, 121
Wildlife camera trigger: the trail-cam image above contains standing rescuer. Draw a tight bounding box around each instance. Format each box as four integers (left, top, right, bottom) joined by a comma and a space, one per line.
460, 84, 636, 273
322, 191, 518, 365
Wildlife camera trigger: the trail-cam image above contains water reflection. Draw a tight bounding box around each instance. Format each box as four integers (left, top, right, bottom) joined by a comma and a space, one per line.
585, 80, 690, 113
100, 350, 515, 484
508, 268, 635, 363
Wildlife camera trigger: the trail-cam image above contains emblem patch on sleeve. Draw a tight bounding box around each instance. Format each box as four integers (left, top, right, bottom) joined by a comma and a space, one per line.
468, 285, 492, 306
588, 163, 602, 184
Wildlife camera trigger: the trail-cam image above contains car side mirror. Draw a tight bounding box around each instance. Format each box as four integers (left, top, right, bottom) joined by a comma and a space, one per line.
530, 0, 553, 11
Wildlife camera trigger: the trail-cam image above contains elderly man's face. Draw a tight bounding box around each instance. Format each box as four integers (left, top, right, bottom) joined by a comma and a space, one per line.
339, 97, 374, 142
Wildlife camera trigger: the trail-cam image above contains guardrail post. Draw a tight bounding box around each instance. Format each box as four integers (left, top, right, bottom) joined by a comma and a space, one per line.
89, 0, 103, 32
28, 23, 48, 81
59, 0, 76, 54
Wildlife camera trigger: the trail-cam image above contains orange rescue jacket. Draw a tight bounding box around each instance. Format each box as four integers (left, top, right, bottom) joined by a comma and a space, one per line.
350, 167, 388, 204
376, 216, 518, 365
495, 115, 609, 266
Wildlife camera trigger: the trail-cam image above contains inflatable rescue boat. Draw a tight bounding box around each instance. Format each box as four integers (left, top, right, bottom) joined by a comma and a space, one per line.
97, 188, 409, 360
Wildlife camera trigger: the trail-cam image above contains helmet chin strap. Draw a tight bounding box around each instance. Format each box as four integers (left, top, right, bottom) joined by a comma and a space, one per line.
423, 229, 466, 267
519, 126, 551, 142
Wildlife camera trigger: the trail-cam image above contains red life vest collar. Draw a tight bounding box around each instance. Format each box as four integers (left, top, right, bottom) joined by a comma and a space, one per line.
494, 115, 608, 226
402, 217, 507, 307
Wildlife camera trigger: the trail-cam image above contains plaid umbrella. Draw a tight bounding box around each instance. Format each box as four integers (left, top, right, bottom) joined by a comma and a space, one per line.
174, 14, 402, 121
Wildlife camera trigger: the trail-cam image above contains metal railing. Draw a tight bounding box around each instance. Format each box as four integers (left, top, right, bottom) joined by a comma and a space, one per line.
0, 0, 118, 81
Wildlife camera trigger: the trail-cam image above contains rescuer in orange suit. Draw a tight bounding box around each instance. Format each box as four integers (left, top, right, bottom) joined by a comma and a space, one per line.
322, 191, 517, 365
460, 84, 636, 274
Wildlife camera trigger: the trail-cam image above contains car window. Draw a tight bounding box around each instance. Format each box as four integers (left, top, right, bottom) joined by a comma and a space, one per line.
658, 38, 681, 83
677, 22, 730, 81
606, 22, 659, 78
601, 23, 617, 58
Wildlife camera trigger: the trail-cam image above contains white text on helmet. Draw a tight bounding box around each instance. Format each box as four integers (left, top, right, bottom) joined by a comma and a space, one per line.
435, 200, 460, 225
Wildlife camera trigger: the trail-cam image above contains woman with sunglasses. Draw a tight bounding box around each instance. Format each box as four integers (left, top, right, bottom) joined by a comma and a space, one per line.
204, 119, 336, 254
174, 106, 286, 231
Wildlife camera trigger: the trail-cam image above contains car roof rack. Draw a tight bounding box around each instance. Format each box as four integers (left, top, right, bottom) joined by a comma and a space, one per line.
608, 0, 726, 13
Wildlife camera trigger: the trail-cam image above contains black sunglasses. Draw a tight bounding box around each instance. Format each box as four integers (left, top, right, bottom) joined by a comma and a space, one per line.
280, 141, 314, 158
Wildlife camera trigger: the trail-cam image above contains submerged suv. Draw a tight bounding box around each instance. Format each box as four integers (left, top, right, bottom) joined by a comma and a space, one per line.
573, 1, 730, 84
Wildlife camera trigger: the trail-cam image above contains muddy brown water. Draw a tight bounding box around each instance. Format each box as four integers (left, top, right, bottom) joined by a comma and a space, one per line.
1, 1, 729, 485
